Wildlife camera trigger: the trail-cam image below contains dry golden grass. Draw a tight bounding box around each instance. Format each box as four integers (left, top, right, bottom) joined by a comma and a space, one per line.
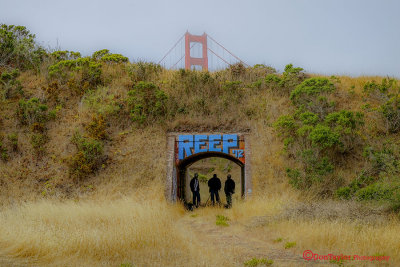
1, 189, 399, 266
0, 184, 234, 267
270, 217, 400, 264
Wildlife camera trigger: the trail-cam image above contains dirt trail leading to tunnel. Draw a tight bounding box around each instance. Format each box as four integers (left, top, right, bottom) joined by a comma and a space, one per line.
178, 212, 334, 267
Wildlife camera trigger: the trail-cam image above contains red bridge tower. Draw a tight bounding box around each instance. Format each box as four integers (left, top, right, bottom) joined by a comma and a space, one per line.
185, 31, 208, 71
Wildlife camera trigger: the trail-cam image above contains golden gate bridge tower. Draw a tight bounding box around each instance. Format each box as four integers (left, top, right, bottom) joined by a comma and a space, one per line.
158, 31, 248, 71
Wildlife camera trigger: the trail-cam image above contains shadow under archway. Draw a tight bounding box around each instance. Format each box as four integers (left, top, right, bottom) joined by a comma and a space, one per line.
176, 151, 245, 202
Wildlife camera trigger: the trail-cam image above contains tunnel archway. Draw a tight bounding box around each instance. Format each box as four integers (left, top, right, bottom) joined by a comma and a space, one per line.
166, 133, 252, 202
177, 152, 245, 201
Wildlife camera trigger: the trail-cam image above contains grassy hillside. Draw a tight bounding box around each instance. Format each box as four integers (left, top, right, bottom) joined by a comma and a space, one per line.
1, 24, 400, 266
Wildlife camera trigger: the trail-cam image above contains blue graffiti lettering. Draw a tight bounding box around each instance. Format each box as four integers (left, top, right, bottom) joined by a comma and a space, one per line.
178, 134, 240, 160
194, 135, 208, 154
178, 135, 193, 159
208, 134, 222, 152
223, 134, 238, 154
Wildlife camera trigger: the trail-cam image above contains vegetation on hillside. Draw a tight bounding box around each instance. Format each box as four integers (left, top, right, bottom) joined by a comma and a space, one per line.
1, 24, 400, 210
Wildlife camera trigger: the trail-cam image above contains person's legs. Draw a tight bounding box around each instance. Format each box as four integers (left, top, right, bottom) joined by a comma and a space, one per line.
210, 190, 215, 205
192, 192, 196, 207
194, 191, 200, 207
215, 191, 220, 204
226, 193, 232, 208
197, 191, 201, 207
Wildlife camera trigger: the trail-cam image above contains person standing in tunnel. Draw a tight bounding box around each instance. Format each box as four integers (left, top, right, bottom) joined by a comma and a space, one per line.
207, 174, 221, 205
224, 174, 235, 208
190, 173, 201, 208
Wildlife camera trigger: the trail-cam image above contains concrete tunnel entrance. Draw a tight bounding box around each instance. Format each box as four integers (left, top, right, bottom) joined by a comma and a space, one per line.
165, 132, 252, 202
177, 152, 245, 202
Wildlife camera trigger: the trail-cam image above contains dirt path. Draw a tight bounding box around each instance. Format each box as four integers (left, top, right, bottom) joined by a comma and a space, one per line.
179, 214, 333, 267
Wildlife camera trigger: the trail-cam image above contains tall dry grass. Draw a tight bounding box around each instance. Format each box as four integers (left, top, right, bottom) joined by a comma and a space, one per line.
0, 184, 233, 267
270, 217, 400, 264
1, 189, 399, 266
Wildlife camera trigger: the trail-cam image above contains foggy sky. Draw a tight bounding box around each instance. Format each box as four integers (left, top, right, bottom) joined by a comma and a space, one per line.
1, 0, 399, 76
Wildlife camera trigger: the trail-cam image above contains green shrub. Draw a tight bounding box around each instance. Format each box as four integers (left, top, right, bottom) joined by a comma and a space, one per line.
284, 241, 296, 249
337, 173, 376, 200
264, 73, 281, 91
311, 156, 334, 176
216, 215, 229, 226
92, 49, 128, 63
92, 49, 110, 60
100, 54, 128, 63
309, 124, 340, 149
299, 111, 319, 125
286, 168, 302, 189
48, 57, 102, 92
265, 63, 305, 94
0, 24, 46, 70
49, 57, 93, 76
336, 144, 399, 201
362, 79, 400, 133
128, 81, 168, 124
279, 64, 305, 88
277, 110, 363, 190
17, 97, 55, 156
324, 110, 364, 152
244, 257, 273, 266
283, 137, 294, 151
363, 78, 397, 96
50, 50, 81, 61
0, 69, 23, 99
290, 77, 336, 116
69, 132, 104, 180
325, 110, 364, 131
276, 95, 363, 192
273, 114, 296, 137
363, 146, 398, 177
356, 183, 393, 201
291, 77, 335, 102
294, 150, 334, 188
17, 97, 49, 126
336, 186, 352, 200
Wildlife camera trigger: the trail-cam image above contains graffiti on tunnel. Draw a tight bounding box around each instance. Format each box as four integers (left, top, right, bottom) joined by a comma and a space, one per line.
176, 134, 245, 164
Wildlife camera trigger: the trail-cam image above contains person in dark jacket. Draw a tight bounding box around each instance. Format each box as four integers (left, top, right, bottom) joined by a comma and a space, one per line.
190, 173, 201, 208
207, 174, 221, 205
224, 174, 235, 208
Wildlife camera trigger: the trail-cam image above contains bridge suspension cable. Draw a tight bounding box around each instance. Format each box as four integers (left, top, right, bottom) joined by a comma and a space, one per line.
158, 33, 185, 65
207, 34, 249, 67
158, 32, 249, 71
